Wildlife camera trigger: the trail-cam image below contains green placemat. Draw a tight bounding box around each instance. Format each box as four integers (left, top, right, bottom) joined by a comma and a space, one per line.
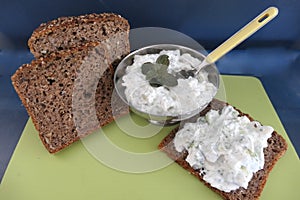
0, 75, 299, 200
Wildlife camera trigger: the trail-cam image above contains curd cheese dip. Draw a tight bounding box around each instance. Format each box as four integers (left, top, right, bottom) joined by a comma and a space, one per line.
174, 105, 273, 192
121, 50, 217, 116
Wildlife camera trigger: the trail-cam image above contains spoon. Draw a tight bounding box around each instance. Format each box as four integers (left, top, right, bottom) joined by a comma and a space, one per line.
196, 7, 279, 74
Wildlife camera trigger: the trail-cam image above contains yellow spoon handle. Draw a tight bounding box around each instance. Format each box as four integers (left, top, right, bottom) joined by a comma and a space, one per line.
206, 7, 279, 64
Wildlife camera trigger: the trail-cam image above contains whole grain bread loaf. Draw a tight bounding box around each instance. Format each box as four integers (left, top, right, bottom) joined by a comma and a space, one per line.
12, 43, 129, 153
158, 99, 287, 200
28, 13, 130, 65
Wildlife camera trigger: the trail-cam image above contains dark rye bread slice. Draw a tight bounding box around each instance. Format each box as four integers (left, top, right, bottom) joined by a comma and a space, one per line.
12, 43, 129, 153
28, 12, 130, 65
158, 99, 287, 200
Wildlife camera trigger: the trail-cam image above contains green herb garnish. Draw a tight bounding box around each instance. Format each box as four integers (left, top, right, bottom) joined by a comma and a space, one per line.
155, 54, 170, 66
141, 55, 178, 87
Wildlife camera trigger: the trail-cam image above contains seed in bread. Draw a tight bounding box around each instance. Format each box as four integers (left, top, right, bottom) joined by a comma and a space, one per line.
158, 99, 287, 200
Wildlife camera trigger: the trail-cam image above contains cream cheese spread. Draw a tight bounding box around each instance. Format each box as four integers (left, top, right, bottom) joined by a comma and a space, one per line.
122, 50, 217, 116
174, 105, 273, 192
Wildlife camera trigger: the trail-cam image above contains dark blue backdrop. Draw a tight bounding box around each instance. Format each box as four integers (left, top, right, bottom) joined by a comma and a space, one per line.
1, 0, 300, 49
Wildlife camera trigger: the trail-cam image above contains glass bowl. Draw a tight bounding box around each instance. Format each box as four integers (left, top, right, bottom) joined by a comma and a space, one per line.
114, 44, 220, 125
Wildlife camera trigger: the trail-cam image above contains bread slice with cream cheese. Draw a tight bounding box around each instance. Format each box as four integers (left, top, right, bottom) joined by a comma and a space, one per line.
158, 99, 287, 200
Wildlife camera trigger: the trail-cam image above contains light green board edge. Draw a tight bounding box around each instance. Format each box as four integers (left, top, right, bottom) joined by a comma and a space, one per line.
0, 75, 299, 200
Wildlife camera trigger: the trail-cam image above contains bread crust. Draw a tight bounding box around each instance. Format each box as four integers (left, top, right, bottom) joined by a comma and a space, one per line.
158, 99, 287, 200
30, 13, 126, 35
